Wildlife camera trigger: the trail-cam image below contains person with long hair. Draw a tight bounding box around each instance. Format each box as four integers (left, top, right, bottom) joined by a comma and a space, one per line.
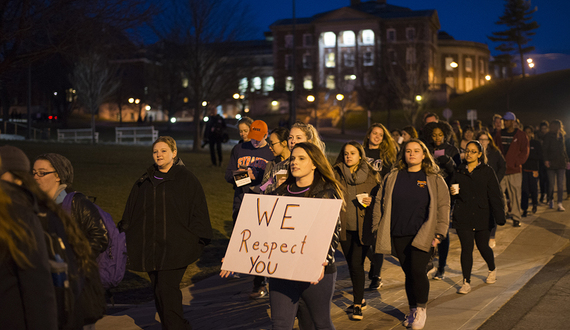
373, 139, 450, 330
459, 125, 475, 159
0, 155, 59, 330
269, 142, 343, 330
289, 121, 326, 154
401, 126, 418, 143
543, 119, 569, 211
362, 123, 398, 177
259, 127, 290, 195
1, 146, 102, 329
476, 131, 507, 248
333, 141, 380, 320
120, 137, 213, 329
450, 141, 505, 294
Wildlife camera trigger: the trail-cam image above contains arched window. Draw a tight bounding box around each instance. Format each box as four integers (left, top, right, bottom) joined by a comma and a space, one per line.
341, 31, 355, 46
323, 32, 336, 47
362, 29, 374, 45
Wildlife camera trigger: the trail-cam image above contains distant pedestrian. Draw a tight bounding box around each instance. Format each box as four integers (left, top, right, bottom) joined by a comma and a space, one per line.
494, 112, 529, 227
119, 136, 213, 330
450, 141, 505, 295
536, 120, 550, 203
373, 139, 450, 330
334, 141, 380, 320
204, 110, 227, 166
542, 119, 569, 211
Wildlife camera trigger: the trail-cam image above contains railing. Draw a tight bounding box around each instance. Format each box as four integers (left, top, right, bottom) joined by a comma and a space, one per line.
2, 121, 49, 140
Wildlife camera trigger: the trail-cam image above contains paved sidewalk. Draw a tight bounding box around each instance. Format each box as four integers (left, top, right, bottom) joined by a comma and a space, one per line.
96, 201, 570, 330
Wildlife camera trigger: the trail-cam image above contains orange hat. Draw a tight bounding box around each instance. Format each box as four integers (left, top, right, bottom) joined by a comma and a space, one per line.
248, 120, 268, 141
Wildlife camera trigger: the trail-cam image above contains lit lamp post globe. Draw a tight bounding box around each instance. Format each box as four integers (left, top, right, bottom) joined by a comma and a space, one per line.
336, 94, 346, 134
307, 95, 316, 127
450, 61, 458, 68
485, 75, 491, 81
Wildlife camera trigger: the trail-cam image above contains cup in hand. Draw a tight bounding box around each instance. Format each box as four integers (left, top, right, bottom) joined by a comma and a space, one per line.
356, 193, 369, 207
451, 183, 459, 195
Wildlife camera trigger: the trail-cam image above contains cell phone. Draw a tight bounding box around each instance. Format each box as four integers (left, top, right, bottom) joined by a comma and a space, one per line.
434, 149, 445, 157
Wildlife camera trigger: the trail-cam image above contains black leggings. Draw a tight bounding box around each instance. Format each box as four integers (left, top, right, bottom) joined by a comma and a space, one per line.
340, 231, 369, 305
392, 236, 433, 308
456, 228, 495, 283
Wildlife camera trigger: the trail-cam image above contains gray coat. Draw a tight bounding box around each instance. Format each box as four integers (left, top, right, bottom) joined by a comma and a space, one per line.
372, 169, 450, 254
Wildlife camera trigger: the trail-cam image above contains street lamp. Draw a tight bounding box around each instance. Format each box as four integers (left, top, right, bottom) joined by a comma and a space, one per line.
415, 95, 422, 102
307, 95, 316, 127
450, 61, 458, 68
485, 75, 491, 81
336, 93, 346, 134
128, 98, 134, 103
233, 93, 240, 100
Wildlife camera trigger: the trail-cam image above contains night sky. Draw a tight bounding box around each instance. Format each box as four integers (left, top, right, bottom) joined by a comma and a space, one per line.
244, 0, 570, 56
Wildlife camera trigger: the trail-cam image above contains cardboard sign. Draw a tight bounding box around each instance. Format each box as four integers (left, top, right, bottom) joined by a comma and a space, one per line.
221, 193, 343, 282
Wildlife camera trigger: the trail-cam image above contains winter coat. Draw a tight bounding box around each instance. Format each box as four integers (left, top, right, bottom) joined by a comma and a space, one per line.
523, 139, 543, 172
120, 158, 213, 272
450, 163, 506, 231
542, 132, 569, 170
0, 183, 58, 330
494, 128, 529, 175
372, 169, 450, 254
485, 147, 506, 182
334, 162, 378, 246
64, 192, 109, 256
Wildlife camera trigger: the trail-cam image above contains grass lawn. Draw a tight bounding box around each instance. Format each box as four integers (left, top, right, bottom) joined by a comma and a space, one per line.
7, 140, 234, 304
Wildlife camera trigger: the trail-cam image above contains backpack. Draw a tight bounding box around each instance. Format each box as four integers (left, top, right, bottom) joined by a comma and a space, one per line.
63, 192, 128, 289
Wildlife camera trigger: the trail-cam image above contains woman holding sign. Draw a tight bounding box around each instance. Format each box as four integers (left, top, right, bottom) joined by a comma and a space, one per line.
333, 141, 380, 321
450, 141, 505, 295
373, 139, 450, 330
270, 142, 343, 330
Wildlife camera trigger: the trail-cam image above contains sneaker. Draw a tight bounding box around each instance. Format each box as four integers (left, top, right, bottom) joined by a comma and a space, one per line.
351, 305, 363, 321
513, 220, 521, 227
347, 300, 367, 311
522, 210, 528, 217
558, 203, 565, 211
486, 269, 497, 284
433, 270, 445, 280
411, 307, 427, 329
532, 205, 538, 214
369, 277, 383, 290
249, 285, 268, 299
403, 308, 416, 327
489, 239, 496, 248
458, 279, 471, 294
549, 200, 554, 209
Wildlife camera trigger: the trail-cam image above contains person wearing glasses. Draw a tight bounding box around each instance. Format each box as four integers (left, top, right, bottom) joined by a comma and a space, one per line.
450, 141, 505, 294
33, 153, 109, 257
259, 127, 290, 195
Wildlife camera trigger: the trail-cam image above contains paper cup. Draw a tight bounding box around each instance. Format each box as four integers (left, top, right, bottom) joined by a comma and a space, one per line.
356, 193, 369, 206
451, 183, 459, 195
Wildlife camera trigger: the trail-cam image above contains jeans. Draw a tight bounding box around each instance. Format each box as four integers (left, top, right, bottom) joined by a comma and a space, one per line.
269, 273, 337, 330
501, 173, 522, 222
456, 229, 495, 283
148, 267, 191, 330
340, 231, 369, 305
392, 236, 433, 308
521, 171, 538, 211
547, 168, 566, 203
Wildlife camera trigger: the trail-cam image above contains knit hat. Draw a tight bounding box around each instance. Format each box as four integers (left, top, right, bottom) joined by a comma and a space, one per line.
0, 145, 30, 175
36, 153, 74, 185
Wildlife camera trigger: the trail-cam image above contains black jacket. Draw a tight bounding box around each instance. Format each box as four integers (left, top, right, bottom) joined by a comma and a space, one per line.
120, 158, 213, 272
0, 182, 58, 330
543, 132, 569, 170
451, 163, 506, 231
428, 142, 461, 184
523, 139, 543, 172
485, 147, 506, 182
67, 192, 109, 256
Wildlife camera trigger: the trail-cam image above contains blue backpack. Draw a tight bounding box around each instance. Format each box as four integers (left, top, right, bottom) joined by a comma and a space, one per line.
63, 192, 127, 289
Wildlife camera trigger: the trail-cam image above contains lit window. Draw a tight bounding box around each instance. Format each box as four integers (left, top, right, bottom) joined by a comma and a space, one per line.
363, 51, 373, 66
342, 31, 355, 46
406, 47, 416, 64
286, 76, 294, 91
362, 30, 374, 45
325, 51, 335, 68
303, 34, 313, 47
465, 77, 473, 92
344, 75, 356, 80
239, 78, 248, 94
445, 57, 454, 71
303, 76, 313, 90
465, 58, 473, 72
406, 27, 415, 41
344, 52, 355, 67
253, 77, 262, 90
387, 29, 396, 42
303, 53, 312, 69
323, 32, 336, 47
264, 77, 274, 91
326, 75, 335, 89
285, 34, 293, 48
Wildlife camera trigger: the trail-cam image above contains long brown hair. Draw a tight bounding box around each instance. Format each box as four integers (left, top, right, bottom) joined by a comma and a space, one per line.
475, 131, 500, 152
334, 141, 380, 184
396, 139, 440, 175
284, 142, 344, 201
363, 123, 398, 166
9, 170, 97, 274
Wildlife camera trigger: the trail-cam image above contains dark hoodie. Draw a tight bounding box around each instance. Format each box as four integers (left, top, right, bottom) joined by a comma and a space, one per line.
120, 158, 213, 272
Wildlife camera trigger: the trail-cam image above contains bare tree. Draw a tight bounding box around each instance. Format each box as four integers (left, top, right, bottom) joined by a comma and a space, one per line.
151, 0, 256, 150
69, 54, 120, 143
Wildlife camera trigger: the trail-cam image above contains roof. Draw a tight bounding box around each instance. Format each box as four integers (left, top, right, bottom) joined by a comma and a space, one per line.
270, 1, 435, 27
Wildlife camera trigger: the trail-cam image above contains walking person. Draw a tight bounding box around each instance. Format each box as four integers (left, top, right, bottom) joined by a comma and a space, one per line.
204, 109, 226, 166
521, 126, 542, 216
536, 120, 550, 203
542, 119, 569, 211
119, 137, 213, 329
450, 141, 506, 294
373, 139, 450, 329
494, 112, 529, 227
333, 141, 380, 320
269, 142, 343, 330
259, 127, 290, 194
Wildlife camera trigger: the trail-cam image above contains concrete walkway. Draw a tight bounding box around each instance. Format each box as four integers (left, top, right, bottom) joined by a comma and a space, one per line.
96, 200, 570, 330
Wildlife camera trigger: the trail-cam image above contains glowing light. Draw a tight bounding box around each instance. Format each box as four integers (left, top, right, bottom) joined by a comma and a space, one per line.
336, 94, 344, 101
202, 101, 208, 107
145, 105, 151, 111
307, 95, 315, 102
244, 108, 250, 113
450, 62, 458, 68
128, 98, 134, 103
233, 93, 240, 99
170, 117, 177, 123
485, 75, 491, 81
53, 92, 57, 96
135, 99, 140, 104
271, 100, 278, 106
183, 97, 189, 103
529, 63, 535, 68
527, 58, 533, 64
203, 116, 210, 122
235, 114, 242, 119
415, 95, 422, 101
